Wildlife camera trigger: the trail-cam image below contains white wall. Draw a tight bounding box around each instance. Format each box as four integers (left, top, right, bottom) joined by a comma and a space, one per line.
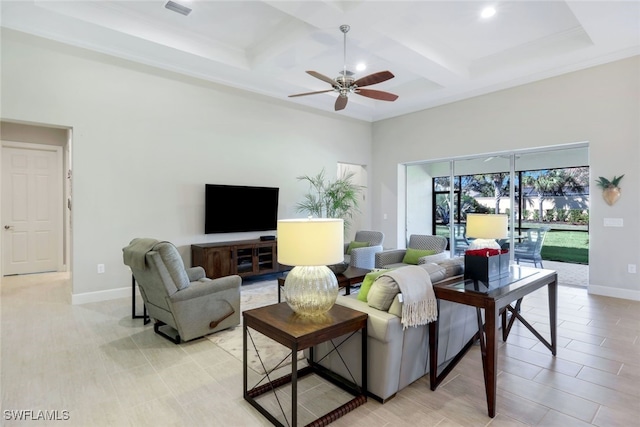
1, 29, 373, 302
372, 56, 640, 300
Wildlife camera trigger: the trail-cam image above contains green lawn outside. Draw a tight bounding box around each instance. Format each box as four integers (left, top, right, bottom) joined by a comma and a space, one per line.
435, 225, 589, 264
541, 230, 589, 264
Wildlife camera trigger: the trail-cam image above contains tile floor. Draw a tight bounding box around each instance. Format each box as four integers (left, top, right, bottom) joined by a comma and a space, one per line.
2, 263, 638, 427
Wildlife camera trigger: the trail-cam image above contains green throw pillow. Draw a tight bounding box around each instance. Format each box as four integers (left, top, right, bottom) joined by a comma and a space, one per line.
346, 241, 369, 255
357, 269, 390, 302
402, 248, 437, 265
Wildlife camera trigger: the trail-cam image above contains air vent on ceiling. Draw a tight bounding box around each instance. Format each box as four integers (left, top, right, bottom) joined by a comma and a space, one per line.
165, 1, 192, 16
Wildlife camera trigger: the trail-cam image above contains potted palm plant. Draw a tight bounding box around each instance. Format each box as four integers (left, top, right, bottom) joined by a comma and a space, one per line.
295, 168, 363, 232
595, 175, 624, 206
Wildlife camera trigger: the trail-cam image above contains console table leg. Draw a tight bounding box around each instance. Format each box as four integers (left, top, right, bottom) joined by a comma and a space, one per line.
429, 301, 440, 391
291, 343, 298, 427
549, 277, 558, 355
485, 302, 498, 418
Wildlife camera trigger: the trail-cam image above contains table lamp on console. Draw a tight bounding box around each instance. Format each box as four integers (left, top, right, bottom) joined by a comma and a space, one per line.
464, 213, 510, 282
277, 218, 344, 316
465, 213, 508, 250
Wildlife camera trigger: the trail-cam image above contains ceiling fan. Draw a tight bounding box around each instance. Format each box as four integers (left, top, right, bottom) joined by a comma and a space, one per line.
289, 24, 399, 111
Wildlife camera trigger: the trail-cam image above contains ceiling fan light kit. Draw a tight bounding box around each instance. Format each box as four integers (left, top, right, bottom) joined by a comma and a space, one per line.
289, 24, 398, 111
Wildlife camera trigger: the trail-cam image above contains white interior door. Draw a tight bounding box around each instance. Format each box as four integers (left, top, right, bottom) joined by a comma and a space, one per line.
2, 143, 62, 275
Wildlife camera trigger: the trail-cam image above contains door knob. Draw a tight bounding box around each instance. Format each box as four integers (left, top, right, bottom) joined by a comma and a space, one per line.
4, 225, 13, 230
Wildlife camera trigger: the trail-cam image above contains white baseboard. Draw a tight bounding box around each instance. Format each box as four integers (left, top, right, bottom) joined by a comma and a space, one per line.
72, 286, 140, 305
588, 285, 640, 301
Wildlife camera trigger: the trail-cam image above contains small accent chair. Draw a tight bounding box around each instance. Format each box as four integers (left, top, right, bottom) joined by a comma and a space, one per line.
452, 223, 470, 255
514, 227, 550, 268
344, 230, 385, 269
375, 234, 448, 269
123, 238, 241, 344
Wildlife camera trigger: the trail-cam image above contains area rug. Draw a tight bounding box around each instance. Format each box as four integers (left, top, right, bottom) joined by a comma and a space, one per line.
206, 280, 305, 374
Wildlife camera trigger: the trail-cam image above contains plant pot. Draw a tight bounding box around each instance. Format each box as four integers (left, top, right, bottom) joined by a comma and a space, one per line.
602, 186, 621, 206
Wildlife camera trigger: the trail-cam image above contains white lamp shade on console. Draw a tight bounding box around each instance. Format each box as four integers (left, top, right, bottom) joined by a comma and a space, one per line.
466, 214, 508, 250
277, 218, 344, 316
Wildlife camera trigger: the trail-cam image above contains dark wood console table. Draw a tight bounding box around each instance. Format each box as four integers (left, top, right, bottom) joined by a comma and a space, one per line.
243, 303, 368, 426
429, 266, 557, 418
192, 239, 287, 279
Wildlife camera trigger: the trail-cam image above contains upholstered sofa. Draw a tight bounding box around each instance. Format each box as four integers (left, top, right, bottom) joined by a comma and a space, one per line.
308, 257, 478, 402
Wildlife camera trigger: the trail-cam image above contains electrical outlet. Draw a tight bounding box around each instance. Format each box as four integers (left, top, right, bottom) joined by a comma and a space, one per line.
629, 264, 637, 274
97, 264, 105, 274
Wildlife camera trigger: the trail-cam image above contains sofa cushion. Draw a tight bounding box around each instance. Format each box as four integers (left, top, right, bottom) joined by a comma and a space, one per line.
357, 269, 391, 302
367, 275, 399, 311
154, 242, 190, 291
347, 241, 370, 254
368, 263, 456, 314
335, 294, 403, 343
437, 257, 464, 278
402, 248, 436, 265
382, 262, 410, 269
419, 263, 447, 283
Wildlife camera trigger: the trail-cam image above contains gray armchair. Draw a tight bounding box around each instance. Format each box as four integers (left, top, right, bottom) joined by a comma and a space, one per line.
343, 230, 384, 269
123, 238, 241, 343
375, 234, 448, 269
514, 227, 550, 268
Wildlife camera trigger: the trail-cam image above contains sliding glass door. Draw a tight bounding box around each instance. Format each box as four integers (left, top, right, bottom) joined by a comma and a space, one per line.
406, 144, 589, 263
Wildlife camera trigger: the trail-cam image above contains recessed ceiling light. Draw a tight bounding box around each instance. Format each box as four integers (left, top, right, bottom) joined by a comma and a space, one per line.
480, 6, 496, 19
356, 63, 367, 72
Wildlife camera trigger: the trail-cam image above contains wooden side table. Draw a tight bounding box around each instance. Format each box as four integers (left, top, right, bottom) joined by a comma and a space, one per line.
243, 302, 368, 426
429, 266, 557, 418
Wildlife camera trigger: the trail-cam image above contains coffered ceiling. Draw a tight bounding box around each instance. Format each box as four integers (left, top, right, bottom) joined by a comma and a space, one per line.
2, 1, 639, 122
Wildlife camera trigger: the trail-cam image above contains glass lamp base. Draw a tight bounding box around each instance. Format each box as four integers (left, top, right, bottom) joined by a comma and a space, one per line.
283, 266, 338, 316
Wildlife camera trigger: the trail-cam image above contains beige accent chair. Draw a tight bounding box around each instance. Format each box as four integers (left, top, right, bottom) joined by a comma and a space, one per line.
123, 238, 241, 343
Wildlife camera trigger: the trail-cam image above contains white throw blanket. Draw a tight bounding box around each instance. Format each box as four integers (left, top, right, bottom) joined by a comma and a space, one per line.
380, 265, 438, 329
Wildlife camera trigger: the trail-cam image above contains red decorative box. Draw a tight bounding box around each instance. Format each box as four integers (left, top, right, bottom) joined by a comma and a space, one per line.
464, 250, 510, 282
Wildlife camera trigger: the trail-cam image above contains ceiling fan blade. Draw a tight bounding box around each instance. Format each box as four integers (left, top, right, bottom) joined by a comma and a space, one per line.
335, 95, 348, 111
356, 88, 399, 101
288, 89, 334, 98
354, 71, 395, 87
307, 71, 337, 86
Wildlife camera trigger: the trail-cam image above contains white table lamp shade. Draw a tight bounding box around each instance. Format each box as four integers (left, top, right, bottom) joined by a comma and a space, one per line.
466, 214, 508, 250
466, 214, 508, 239
277, 218, 344, 266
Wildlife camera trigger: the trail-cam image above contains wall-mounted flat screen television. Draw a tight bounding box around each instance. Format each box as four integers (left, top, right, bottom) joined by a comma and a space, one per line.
205, 184, 279, 234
